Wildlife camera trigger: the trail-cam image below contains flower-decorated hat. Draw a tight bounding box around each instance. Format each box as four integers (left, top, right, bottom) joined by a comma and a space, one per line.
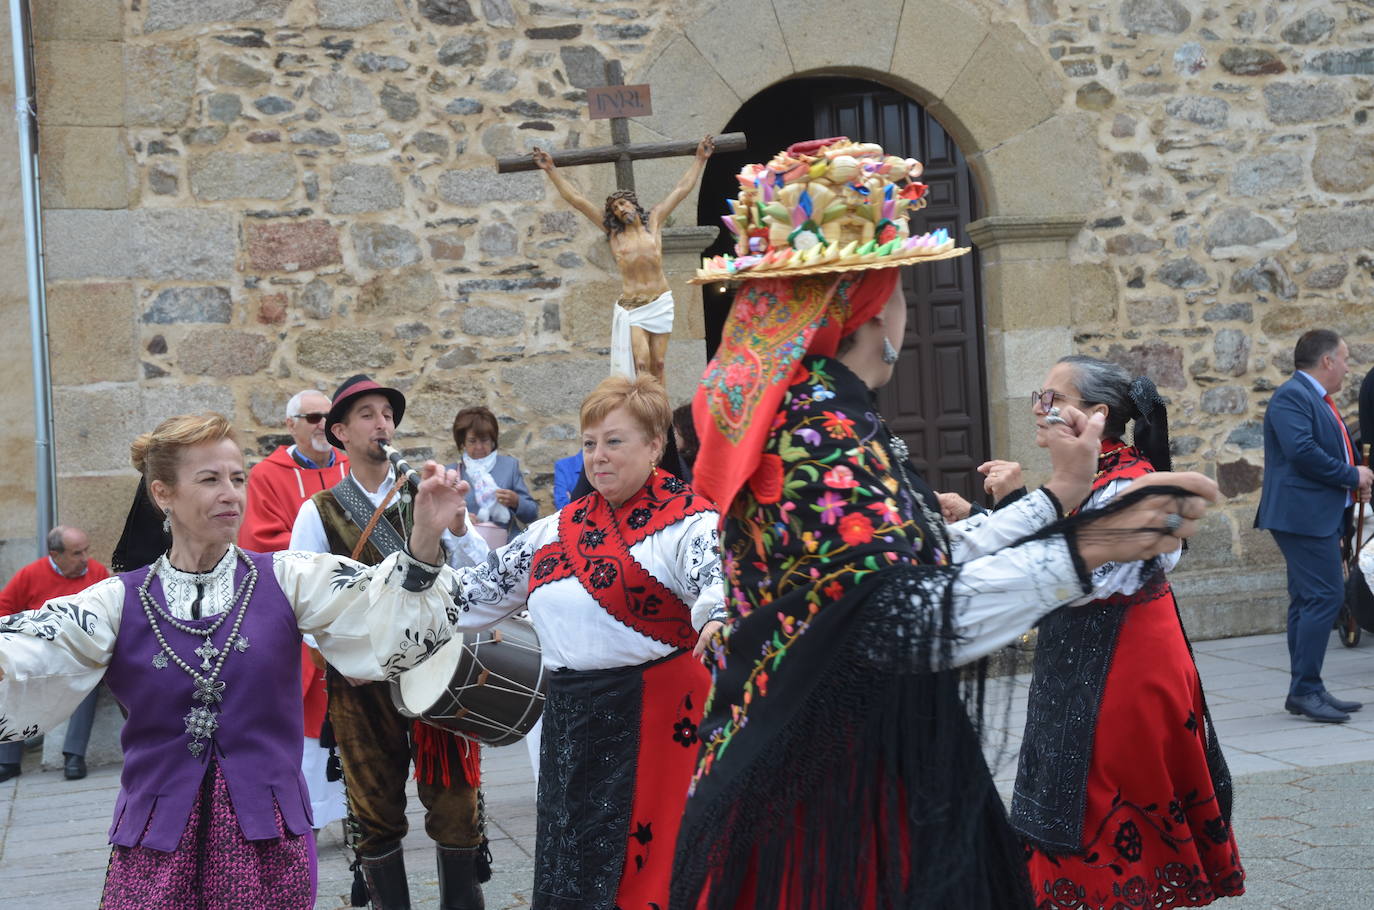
692, 137, 970, 283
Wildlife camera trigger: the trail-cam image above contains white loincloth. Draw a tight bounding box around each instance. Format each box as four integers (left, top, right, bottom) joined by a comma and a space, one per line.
609, 290, 674, 378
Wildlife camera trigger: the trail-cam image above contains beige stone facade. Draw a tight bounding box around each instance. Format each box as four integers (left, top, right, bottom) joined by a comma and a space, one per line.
7, 0, 1367, 633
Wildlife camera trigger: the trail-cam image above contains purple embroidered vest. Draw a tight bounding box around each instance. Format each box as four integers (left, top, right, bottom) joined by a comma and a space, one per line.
104, 550, 311, 851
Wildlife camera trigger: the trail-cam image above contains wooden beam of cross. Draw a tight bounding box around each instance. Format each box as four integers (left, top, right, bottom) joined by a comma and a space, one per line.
496, 60, 745, 190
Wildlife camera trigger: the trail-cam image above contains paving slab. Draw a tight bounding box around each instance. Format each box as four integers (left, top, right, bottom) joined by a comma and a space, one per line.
5, 632, 1374, 908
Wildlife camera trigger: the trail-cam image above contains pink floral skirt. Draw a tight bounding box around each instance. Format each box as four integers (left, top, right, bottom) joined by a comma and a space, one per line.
100, 760, 316, 910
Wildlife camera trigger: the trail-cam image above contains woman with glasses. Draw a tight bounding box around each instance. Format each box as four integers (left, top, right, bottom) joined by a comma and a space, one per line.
1011, 356, 1245, 908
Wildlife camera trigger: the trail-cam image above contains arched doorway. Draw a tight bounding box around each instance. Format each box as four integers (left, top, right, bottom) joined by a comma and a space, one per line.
696, 77, 990, 500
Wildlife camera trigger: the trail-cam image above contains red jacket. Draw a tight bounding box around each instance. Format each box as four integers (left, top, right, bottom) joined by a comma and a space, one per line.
0, 557, 111, 617
238, 445, 349, 553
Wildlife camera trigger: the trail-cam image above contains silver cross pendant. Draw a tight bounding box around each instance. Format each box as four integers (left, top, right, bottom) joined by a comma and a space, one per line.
193, 640, 220, 671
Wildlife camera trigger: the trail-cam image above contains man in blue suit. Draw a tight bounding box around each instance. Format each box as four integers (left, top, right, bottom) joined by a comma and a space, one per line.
1256, 329, 1374, 722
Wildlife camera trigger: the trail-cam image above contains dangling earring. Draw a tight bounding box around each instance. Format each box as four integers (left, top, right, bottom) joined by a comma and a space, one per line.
881, 336, 900, 365
162, 508, 171, 535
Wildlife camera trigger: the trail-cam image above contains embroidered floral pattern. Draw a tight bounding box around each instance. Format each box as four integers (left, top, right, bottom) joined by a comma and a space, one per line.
693, 356, 950, 789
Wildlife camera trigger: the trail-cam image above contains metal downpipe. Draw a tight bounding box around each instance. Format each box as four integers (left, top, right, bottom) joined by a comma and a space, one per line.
9, 0, 57, 553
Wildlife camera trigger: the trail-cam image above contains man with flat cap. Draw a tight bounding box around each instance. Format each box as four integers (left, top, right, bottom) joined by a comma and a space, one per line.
291, 375, 491, 910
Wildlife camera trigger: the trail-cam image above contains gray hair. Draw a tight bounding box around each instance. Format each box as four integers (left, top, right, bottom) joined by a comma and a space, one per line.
1058, 356, 1134, 438
46, 525, 70, 553
285, 389, 326, 423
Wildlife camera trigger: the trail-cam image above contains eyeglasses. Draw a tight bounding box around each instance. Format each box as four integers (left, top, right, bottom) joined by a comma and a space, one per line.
290, 412, 328, 425
1030, 390, 1084, 412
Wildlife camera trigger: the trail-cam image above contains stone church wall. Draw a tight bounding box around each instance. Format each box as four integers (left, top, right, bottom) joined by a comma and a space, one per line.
13, 0, 1369, 635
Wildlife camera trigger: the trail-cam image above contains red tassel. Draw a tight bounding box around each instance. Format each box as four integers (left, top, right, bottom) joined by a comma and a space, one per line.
411, 721, 481, 788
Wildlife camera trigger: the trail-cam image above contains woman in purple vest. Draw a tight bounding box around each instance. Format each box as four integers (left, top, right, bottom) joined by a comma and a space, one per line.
0, 413, 476, 909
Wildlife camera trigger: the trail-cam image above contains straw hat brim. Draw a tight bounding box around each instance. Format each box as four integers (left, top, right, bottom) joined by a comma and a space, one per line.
689, 245, 972, 285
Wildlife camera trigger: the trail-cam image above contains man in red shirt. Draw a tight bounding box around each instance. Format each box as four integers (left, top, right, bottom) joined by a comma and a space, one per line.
239, 388, 349, 552
0, 525, 112, 781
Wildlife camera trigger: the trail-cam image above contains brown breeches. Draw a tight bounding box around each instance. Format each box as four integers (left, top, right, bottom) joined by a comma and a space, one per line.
326, 670, 481, 856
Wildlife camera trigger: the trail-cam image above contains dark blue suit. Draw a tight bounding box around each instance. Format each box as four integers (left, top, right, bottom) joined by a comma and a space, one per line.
1255, 373, 1359, 697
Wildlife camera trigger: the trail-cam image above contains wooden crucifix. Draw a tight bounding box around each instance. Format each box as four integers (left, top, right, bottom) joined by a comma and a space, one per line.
496, 61, 746, 385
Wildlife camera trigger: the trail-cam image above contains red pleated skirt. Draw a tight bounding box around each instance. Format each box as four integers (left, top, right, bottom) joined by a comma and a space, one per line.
1025, 593, 1245, 909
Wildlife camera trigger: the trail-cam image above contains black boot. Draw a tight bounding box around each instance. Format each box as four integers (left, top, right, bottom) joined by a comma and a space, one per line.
359, 844, 411, 910
436, 844, 486, 910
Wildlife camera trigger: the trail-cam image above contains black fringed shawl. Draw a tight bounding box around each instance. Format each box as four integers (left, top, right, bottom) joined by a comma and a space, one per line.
671, 356, 1034, 910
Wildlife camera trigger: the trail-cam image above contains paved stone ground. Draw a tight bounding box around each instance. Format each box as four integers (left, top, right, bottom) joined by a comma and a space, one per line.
3, 630, 1374, 909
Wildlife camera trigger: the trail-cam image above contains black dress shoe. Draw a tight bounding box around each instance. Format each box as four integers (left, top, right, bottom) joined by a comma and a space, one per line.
0, 763, 20, 783
1320, 691, 1364, 713
63, 753, 87, 781
1286, 692, 1350, 723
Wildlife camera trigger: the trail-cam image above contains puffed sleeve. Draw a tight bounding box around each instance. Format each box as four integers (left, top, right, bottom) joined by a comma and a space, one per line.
668, 510, 727, 630
0, 577, 124, 743
947, 490, 1063, 562
1068, 478, 1180, 604
277, 549, 467, 681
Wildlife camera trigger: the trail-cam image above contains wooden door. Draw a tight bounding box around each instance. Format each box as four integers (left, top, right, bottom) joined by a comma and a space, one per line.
814, 90, 988, 500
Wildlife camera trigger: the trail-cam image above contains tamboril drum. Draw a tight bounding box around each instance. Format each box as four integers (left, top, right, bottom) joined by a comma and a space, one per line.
390, 616, 546, 748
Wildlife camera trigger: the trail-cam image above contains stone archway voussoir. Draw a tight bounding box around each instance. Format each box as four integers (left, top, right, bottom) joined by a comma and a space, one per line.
635, 37, 743, 140
969, 112, 1103, 216
768, 0, 901, 74
888, 0, 990, 106
683, 0, 796, 99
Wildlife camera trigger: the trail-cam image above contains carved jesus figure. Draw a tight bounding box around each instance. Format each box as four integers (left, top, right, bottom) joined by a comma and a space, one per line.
532, 135, 715, 384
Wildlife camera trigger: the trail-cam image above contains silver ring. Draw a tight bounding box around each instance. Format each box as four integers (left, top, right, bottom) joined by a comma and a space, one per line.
1164, 513, 1184, 535
1044, 415, 1068, 426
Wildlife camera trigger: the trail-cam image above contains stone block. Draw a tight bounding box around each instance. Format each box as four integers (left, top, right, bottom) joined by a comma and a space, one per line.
1217, 458, 1262, 497
636, 38, 739, 146
125, 42, 197, 128
1201, 386, 1247, 415
971, 114, 1102, 215
1126, 296, 1177, 324
1105, 341, 1185, 390
1163, 95, 1229, 129
141, 383, 237, 431
1203, 302, 1252, 323
43, 209, 135, 279
933, 26, 1059, 151
33, 0, 123, 40
352, 224, 421, 270
481, 0, 514, 26
1297, 210, 1374, 254
143, 286, 234, 324
1179, 510, 1235, 571
143, 0, 290, 32
47, 282, 137, 385
479, 222, 519, 257
327, 164, 403, 214
1264, 82, 1344, 125
557, 45, 607, 90
295, 329, 396, 373
981, 259, 1072, 331
1313, 128, 1374, 195
1281, 10, 1335, 45
461, 305, 525, 337
357, 266, 441, 315
316, 0, 399, 28
53, 383, 143, 472
1304, 263, 1347, 290
1076, 82, 1114, 111
684, 0, 796, 98
134, 209, 236, 280
208, 54, 272, 88
437, 169, 544, 206
380, 83, 420, 122
1204, 208, 1286, 259
1232, 152, 1303, 198
1154, 257, 1209, 289
299, 278, 334, 318
438, 34, 487, 67
207, 93, 242, 123
428, 234, 465, 260
177, 329, 274, 376
309, 72, 376, 116
1220, 48, 1285, 76
189, 151, 296, 201
38, 126, 130, 210
1305, 49, 1374, 76
499, 357, 616, 417
1105, 232, 1161, 255
36, 40, 124, 127
55, 474, 142, 570
420, 0, 476, 25
1225, 420, 1263, 450
1229, 258, 1296, 299
1121, 0, 1190, 34
246, 220, 343, 272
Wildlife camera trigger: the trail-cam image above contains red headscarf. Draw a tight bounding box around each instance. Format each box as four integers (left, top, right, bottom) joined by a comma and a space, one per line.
692, 267, 901, 517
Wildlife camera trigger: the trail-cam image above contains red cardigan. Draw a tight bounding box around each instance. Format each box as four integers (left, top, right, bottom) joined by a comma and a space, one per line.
0, 557, 111, 617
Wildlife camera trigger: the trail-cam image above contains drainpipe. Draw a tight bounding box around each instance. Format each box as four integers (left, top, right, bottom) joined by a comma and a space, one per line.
9, 0, 57, 555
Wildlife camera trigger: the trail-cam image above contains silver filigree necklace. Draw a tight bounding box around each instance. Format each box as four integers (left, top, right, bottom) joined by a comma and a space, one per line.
137, 547, 257, 756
